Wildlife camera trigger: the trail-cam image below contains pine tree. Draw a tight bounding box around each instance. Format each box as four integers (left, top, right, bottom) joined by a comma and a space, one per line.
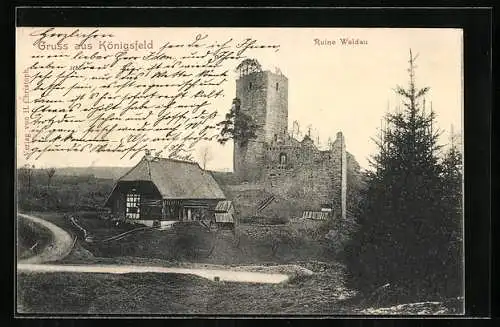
343, 50, 454, 303
442, 127, 463, 212
216, 98, 258, 147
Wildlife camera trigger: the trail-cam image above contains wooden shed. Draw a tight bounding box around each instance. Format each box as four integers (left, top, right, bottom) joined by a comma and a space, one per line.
214, 200, 235, 228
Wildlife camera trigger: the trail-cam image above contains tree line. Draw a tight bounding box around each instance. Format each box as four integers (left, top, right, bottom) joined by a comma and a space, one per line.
17, 168, 114, 212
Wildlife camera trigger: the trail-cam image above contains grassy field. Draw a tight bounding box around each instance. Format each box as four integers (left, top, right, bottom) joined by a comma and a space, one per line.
20, 210, 333, 265
67, 221, 336, 266
17, 261, 355, 315
17, 266, 462, 315
17, 215, 53, 260
16, 211, 462, 315
17, 211, 355, 314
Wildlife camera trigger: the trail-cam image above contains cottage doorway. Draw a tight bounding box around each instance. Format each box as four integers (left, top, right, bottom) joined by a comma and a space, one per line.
180, 207, 192, 221
126, 191, 141, 219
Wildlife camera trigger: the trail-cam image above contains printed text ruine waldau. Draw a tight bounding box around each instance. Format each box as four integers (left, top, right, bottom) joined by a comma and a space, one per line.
314, 38, 368, 46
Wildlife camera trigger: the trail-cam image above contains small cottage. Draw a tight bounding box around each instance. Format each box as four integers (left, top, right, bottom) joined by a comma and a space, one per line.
104, 154, 226, 227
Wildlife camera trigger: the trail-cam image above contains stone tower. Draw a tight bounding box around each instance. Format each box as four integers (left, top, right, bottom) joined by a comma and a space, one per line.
234, 60, 288, 181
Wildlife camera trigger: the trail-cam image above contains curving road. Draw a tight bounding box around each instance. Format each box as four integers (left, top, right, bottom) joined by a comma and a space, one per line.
18, 213, 75, 264
16, 213, 291, 284
17, 264, 289, 284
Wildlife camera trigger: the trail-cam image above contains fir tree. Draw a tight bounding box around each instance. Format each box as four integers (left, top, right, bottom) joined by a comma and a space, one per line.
343, 50, 458, 303
441, 127, 463, 212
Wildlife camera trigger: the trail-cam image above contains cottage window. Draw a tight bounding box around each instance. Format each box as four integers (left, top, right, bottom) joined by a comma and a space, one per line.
126, 192, 141, 219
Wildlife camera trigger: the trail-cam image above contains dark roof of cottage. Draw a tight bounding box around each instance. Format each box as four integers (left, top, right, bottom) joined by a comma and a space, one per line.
113, 156, 226, 200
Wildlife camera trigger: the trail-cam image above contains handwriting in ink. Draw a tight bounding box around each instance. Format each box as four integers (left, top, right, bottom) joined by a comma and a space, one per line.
23, 29, 281, 161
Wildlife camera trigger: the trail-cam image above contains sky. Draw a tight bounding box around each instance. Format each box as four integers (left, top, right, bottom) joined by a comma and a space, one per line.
16, 27, 463, 171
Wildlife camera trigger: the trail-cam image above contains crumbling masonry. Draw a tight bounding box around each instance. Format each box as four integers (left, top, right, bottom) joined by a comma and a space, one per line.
233, 60, 349, 220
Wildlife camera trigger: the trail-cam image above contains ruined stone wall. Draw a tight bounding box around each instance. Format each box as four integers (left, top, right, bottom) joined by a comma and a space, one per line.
264, 143, 301, 170
260, 132, 348, 218
264, 159, 332, 211
232, 64, 348, 218
262, 138, 328, 209
263, 135, 328, 171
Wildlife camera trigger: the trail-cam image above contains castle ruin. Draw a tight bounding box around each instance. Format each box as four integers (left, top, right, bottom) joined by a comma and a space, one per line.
233, 59, 349, 220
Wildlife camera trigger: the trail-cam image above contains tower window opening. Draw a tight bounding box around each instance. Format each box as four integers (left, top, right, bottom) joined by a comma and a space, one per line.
279, 153, 287, 165
274, 134, 278, 142
249, 82, 253, 90
276, 82, 279, 91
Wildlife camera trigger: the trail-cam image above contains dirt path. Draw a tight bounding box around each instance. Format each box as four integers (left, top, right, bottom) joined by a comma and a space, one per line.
17, 263, 290, 284
17, 214, 291, 284
18, 213, 74, 264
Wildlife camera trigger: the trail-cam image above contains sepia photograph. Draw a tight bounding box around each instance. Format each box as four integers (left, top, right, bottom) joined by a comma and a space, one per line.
16, 25, 464, 315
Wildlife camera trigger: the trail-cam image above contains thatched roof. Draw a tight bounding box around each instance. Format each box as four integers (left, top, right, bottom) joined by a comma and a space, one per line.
105, 156, 226, 205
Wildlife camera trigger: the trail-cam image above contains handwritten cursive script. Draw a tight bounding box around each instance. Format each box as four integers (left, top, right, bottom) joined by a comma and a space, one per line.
21, 29, 280, 162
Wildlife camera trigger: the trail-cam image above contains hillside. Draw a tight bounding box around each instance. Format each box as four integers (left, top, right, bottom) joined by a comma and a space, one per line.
54, 167, 132, 180
40, 167, 230, 181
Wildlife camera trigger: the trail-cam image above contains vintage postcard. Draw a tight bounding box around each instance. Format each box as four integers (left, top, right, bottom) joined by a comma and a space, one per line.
16, 26, 464, 315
